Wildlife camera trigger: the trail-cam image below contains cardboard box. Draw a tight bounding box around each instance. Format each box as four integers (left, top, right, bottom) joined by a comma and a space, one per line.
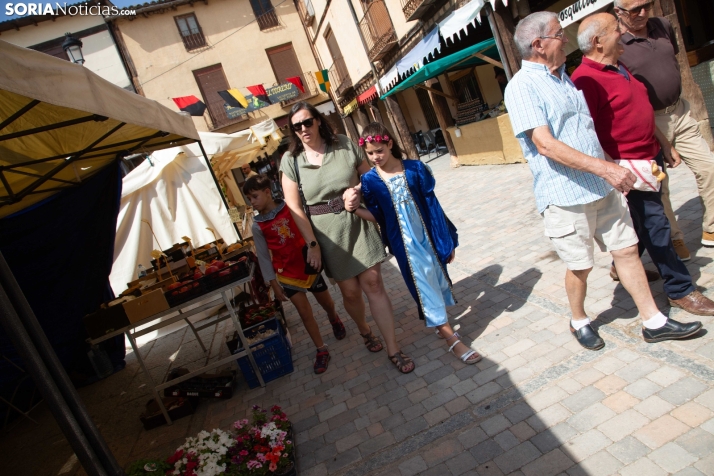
122, 289, 170, 323
84, 305, 130, 340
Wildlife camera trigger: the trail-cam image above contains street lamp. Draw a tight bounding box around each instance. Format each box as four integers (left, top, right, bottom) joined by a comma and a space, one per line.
62, 32, 84, 64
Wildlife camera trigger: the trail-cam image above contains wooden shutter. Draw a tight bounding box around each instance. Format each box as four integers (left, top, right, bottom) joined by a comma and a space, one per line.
325, 29, 343, 62
266, 43, 303, 86
193, 64, 231, 128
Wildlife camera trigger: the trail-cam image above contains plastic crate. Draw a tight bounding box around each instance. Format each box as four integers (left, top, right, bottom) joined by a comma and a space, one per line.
225, 318, 293, 389
204, 261, 250, 291
163, 368, 236, 399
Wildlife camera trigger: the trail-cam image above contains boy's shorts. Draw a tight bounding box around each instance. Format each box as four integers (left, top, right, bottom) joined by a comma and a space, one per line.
541, 190, 639, 270
283, 273, 329, 299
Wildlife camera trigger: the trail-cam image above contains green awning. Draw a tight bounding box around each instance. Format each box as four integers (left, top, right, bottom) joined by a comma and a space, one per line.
380, 38, 500, 99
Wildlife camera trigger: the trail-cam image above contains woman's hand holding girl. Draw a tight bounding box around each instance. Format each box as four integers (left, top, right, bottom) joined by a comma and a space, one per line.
343, 187, 362, 212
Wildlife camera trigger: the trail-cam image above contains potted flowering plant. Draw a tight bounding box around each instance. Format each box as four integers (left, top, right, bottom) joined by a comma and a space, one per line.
166, 428, 234, 476
225, 405, 294, 476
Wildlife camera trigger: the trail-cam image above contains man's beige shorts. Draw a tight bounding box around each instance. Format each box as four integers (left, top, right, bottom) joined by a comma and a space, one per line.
541, 190, 639, 270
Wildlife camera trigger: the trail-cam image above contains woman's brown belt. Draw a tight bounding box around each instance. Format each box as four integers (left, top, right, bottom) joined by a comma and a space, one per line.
307, 197, 345, 215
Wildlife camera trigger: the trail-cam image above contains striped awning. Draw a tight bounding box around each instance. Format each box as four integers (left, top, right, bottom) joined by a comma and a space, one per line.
357, 85, 378, 105
342, 99, 359, 116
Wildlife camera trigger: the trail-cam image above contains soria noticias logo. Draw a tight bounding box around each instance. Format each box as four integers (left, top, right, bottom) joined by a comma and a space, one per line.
5, 3, 136, 16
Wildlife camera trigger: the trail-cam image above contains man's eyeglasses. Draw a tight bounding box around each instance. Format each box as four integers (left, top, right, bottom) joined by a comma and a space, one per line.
291, 118, 315, 132
539, 29, 566, 41
616, 2, 653, 16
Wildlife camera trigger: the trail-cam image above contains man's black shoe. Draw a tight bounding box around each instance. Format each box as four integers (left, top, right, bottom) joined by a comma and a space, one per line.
642, 318, 702, 343
570, 322, 605, 350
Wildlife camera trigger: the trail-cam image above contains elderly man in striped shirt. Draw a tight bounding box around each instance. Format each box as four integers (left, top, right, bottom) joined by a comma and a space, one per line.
504, 11, 702, 350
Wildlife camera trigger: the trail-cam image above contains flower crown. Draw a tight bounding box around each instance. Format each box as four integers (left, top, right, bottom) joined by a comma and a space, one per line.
358, 134, 390, 147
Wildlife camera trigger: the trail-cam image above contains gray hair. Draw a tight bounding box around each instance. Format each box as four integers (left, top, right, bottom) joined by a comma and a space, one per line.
577, 16, 610, 54
514, 11, 559, 59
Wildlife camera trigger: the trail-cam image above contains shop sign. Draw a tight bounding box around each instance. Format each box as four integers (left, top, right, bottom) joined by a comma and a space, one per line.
224, 83, 301, 118
558, 0, 613, 28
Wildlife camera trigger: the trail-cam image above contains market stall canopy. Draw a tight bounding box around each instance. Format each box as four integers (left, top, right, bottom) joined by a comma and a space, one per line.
170, 119, 283, 179
0, 40, 199, 219
380, 38, 500, 99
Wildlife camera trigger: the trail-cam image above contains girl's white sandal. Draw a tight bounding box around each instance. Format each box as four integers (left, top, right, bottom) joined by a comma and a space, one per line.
448, 339, 481, 364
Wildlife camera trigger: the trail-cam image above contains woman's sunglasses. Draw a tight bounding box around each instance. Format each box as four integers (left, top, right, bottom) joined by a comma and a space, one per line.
291, 117, 315, 131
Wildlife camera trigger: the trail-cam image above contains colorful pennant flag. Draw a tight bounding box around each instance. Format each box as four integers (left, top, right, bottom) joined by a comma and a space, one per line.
246, 85, 271, 104
285, 76, 305, 94
315, 70, 330, 93
218, 89, 248, 108
172, 95, 206, 116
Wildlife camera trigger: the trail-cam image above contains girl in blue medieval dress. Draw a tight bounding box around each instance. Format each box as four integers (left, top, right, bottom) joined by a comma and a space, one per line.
350, 123, 481, 365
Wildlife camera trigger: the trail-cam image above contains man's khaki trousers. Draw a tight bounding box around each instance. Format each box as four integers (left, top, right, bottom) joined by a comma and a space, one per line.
658, 98, 714, 240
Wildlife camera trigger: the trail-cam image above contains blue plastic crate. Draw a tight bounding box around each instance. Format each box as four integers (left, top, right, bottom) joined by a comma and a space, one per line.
226, 317, 293, 389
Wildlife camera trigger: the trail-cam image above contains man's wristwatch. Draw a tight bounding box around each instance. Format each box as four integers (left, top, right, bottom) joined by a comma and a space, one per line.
308, 240, 318, 248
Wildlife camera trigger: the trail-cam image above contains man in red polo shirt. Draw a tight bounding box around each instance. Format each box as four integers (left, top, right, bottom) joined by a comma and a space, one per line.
572, 12, 714, 318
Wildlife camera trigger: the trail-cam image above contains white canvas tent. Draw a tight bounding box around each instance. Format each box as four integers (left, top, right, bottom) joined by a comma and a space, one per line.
109, 119, 282, 294
109, 148, 240, 295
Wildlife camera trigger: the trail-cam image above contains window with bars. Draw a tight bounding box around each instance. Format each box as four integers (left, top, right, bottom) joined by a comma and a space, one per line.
175, 13, 206, 51
451, 74, 484, 105
249, 0, 279, 30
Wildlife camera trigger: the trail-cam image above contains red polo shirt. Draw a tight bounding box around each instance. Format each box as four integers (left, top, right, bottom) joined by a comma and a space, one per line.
571, 57, 659, 162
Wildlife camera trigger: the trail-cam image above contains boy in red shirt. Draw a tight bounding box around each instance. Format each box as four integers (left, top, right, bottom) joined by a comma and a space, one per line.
244, 175, 346, 374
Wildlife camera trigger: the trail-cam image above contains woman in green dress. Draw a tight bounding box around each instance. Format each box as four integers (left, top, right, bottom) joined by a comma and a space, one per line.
280, 102, 415, 373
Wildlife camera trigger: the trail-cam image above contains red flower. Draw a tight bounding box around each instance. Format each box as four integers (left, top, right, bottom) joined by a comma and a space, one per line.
186, 461, 198, 470
167, 449, 184, 465
270, 405, 281, 412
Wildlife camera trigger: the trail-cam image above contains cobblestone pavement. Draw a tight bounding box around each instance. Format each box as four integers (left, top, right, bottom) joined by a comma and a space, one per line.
2, 154, 714, 476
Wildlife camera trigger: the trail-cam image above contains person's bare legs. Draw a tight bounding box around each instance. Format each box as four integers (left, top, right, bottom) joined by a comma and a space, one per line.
289, 292, 325, 349
313, 289, 340, 322
336, 277, 372, 336
356, 263, 400, 356
611, 244, 660, 320
565, 268, 591, 322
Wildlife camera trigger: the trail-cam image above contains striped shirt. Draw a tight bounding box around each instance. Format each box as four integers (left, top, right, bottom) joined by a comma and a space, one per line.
505, 60, 612, 213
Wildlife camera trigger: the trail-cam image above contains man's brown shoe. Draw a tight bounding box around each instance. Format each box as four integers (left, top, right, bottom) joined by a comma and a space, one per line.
702, 232, 714, 247
669, 290, 714, 316
610, 265, 660, 282
672, 239, 691, 261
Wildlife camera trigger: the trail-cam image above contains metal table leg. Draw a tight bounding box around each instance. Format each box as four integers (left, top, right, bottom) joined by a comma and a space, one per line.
221, 290, 265, 387
126, 331, 172, 425
184, 317, 207, 353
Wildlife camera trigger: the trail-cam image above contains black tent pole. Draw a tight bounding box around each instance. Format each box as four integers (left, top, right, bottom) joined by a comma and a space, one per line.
0, 280, 108, 475
198, 140, 243, 241
0, 252, 124, 476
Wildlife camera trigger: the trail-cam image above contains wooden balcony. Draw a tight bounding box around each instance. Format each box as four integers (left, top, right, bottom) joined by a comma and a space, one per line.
295, 0, 315, 26
256, 9, 280, 30
281, 71, 320, 107
329, 57, 353, 98
180, 27, 207, 51
359, 0, 397, 62
206, 98, 248, 131
401, 0, 437, 22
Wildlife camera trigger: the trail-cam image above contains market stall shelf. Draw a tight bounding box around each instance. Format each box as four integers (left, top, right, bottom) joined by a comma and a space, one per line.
88, 264, 263, 425
447, 114, 525, 166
